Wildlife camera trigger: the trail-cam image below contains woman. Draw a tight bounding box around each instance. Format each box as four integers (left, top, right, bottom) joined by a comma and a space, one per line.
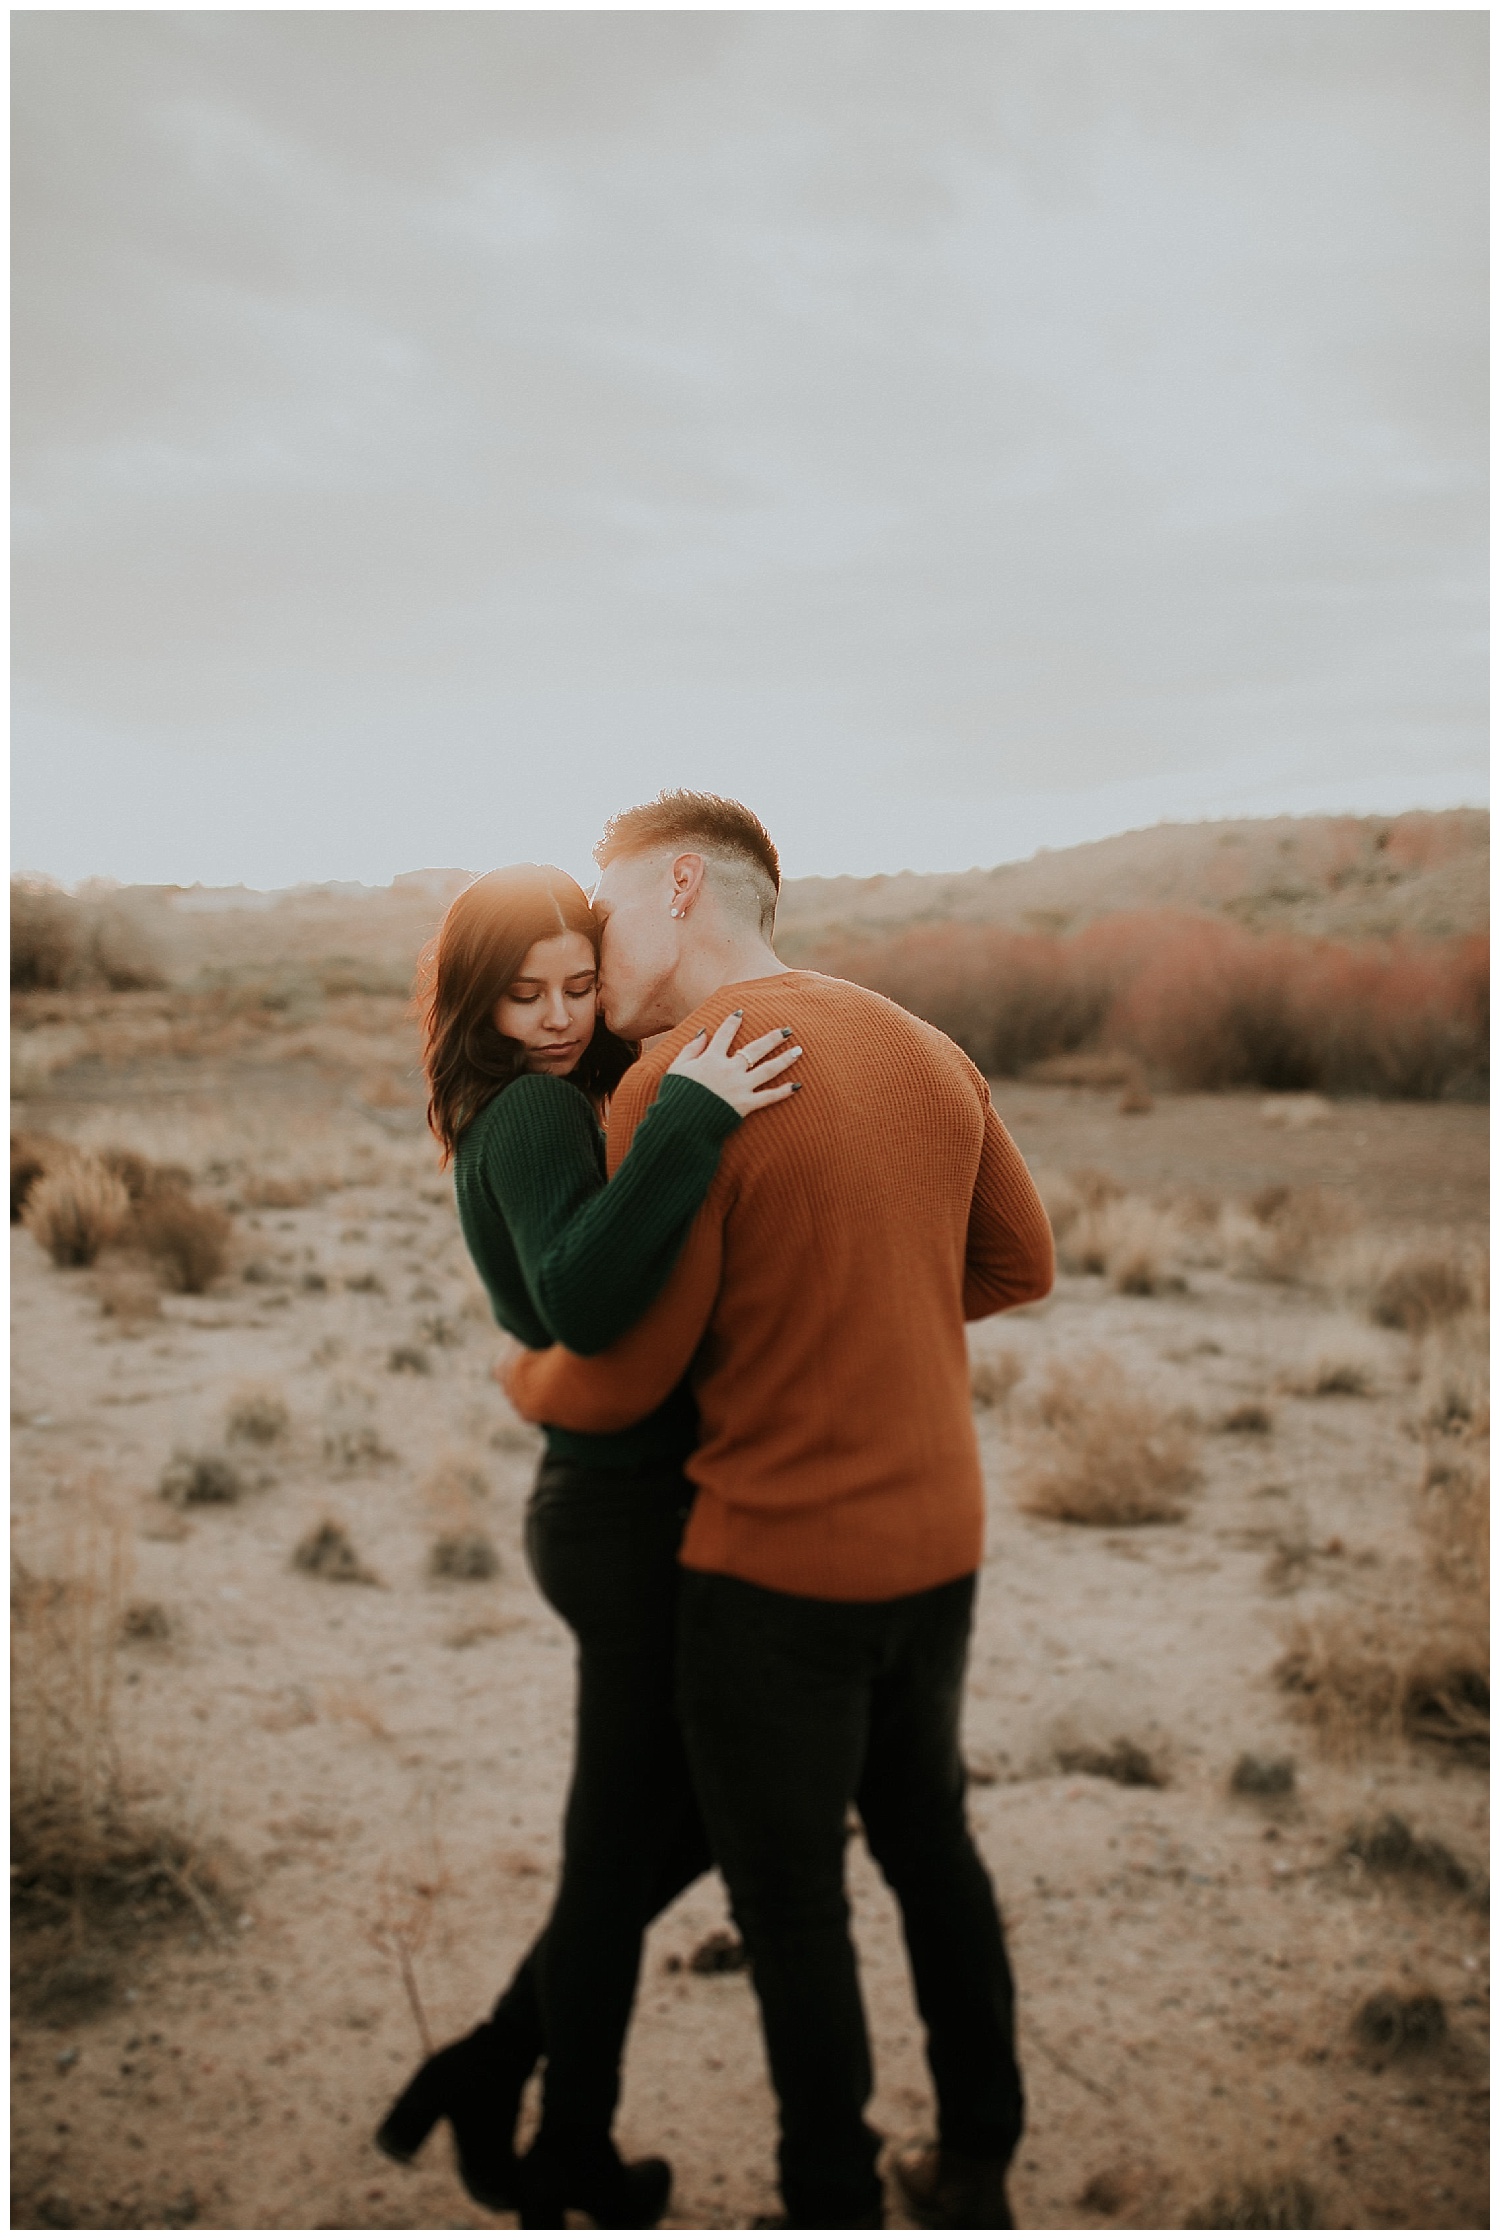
375, 864, 800, 2228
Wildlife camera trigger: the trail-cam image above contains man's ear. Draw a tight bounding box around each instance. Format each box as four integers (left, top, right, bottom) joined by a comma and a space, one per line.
670, 852, 708, 918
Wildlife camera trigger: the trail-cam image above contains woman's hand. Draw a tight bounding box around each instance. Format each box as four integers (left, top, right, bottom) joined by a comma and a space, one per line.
667, 1011, 802, 1118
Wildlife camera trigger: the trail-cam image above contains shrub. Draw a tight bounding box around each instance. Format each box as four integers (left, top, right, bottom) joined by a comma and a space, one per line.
1352, 1988, 1448, 2062
1343, 1813, 1471, 1894
11, 1129, 70, 1222
1276, 1612, 1488, 1757
1055, 1737, 1165, 1787
797, 908, 1487, 1099
120, 1600, 172, 1644
1229, 1753, 1296, 1798
428, 1531, 500, 1581
23, 1159, 131, 1268
12, 1527, 229, 2016
1419, 1446, 1488, 1595
10, 881, 165, 993
133, 1192, 232, 1293
93, 1269, 163, 1327
160, 1450, 242, 1507
1015, 1354, 1201, 1525
1372, 1250, 1474, 1333
1236, 1187, 1359, 1285
1185, 2174, 1320, 2229
98, 1146, 193, 1206
1281, 1351, 1376, 1399
225, 1386, 289, 1446
293, 1520, 378, 1584
11, 882, 82, 989
970, 1349, 1023, 1410
321, 1383, 393, 1470
1222, 1402, 1274, 1435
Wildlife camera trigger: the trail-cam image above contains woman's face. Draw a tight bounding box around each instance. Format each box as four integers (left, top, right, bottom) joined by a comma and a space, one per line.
492, 930, 599, 1076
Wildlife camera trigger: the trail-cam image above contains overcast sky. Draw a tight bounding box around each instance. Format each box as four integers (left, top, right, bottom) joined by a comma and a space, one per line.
13, 10, 1488, 891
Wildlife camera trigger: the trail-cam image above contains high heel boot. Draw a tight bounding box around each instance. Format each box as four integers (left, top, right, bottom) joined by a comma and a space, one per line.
375, 2017, 535, 2212
516, 2141, 673, 2230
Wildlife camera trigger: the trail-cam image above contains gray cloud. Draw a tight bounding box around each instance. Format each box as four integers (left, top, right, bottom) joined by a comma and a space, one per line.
13, 12, 1487, 887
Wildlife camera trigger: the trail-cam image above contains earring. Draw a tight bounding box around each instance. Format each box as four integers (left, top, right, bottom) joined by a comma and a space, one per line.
670, 908, 682, 919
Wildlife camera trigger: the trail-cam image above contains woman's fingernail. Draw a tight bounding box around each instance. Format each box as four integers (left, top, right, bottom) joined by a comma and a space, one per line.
734, 1008, 744, 1017
790, 1082, 802, 1092
781, 1028, 794, 1038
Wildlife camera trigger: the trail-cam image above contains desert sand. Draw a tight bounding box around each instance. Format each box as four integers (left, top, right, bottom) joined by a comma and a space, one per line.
10, 997, 1489, 2232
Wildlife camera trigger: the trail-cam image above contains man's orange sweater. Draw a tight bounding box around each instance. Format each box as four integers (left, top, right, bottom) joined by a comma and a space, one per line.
506, 970, 1055, 1602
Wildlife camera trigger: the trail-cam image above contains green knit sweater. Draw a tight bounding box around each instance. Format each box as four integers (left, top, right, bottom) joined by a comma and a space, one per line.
454, 1069, 741, 1467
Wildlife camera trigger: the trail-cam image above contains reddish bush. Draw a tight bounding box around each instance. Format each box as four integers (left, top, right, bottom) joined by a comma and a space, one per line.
800, 911, 1486, 1100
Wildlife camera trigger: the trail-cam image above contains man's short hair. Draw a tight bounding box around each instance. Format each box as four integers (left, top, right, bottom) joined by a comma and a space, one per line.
595, 790, 781, 937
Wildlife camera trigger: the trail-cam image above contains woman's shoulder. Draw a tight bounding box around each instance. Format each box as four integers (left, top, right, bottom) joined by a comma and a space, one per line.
458, 1072, 597, 1162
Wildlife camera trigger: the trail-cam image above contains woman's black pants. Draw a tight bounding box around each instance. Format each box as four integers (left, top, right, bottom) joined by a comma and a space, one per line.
483, 1454, 713, 2165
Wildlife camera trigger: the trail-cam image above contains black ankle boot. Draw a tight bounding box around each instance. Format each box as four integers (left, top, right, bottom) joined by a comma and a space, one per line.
375, 2018, 535, 2212
516, 2142, 673, 2230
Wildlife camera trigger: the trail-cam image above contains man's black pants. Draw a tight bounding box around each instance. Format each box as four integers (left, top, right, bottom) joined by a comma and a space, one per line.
676, 1568, 1024, 2229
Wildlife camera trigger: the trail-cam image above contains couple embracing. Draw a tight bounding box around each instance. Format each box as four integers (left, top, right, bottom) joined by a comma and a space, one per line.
376, 791, 1054, 2230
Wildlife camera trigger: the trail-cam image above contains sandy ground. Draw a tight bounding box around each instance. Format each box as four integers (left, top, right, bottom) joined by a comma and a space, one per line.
9, 1067, 1489, 2232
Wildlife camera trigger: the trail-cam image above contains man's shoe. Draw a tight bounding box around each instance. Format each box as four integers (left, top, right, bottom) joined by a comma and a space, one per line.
891, 2145, 1014, 2230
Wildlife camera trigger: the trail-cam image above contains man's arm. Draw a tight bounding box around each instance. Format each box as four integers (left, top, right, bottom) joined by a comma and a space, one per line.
504, 1201, 725, 1432
963, 1093, 1055, 1319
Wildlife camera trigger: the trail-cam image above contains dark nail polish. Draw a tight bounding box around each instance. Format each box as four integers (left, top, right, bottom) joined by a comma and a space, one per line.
790, 1083, 802, 1092
781, 1028, 794, 1038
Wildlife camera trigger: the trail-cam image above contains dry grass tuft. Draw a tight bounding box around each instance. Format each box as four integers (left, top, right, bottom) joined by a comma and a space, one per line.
1040, 1167, 1188, 1294
293, 1519, 380, 1584
1055, 1736, 1165, 1787
120, 1599, 173, 1644
98, 1146, 193, 1205
1235, 1186, 1359, 1285
1419, 1444, 1489, 1594
1185, 2173, 1320, 2228
388, 1343, 431, 1375
1343, 1813, 1472, 1895
1276, 1611, 1488, 1758
1371, 1247, 1474, 1333
12, 1513, 230, 2017
224, 1384, 289, 1446
1416, 1318, 1489, 1439
1281, 1350, 1377, 1399
23, 1157, 131, 1268
93, 1268, 163, 1327
241, 1171, 324, 1209
1016, 1354, 1200, 1526
1229, 1752, 1296, 1799
421, 1452, 492, 1511
1222, 1401, 1274, 1435
132, 1190, 233, 1294
160, 1449, 243, 1508
1351, 1988, 1448, 2064
428, 1530, 500, 1581
11, 1128, 71, 1221
321, 1382, 395, 1470
970, 1348, 1024, 1411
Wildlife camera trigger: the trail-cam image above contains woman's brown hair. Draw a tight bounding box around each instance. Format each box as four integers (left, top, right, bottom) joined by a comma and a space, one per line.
417, 865, 636, 1161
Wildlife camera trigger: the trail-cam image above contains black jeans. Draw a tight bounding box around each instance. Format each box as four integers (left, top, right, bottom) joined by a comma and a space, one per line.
485, 1455, 713, 2165
676, 1569, 1023, 2229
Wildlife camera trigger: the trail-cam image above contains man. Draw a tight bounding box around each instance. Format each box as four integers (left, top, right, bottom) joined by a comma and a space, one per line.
505, 790, 1054, 2229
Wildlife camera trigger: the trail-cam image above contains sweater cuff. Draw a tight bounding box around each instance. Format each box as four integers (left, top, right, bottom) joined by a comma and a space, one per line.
650, 1071, 744, 1144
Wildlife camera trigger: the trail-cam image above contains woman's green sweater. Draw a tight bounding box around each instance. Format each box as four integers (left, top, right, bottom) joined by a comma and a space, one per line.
454, 1070, 740, 1468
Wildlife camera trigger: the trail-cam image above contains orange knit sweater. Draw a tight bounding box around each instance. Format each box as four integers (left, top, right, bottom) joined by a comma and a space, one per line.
506, 970, 1055, 1601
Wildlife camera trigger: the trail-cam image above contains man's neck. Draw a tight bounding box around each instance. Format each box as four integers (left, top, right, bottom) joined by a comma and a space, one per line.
673, 934, 791, 1020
